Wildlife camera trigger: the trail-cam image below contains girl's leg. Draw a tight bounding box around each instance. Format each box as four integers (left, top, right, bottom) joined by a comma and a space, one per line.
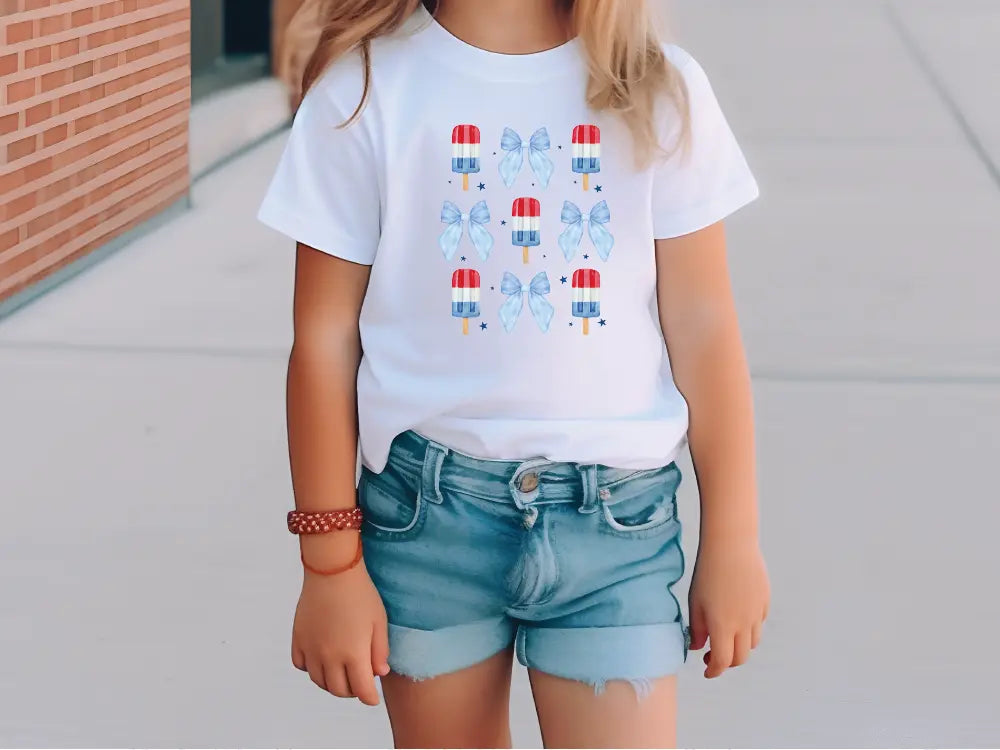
381, 646, 516, 749
527, 670, 677, 749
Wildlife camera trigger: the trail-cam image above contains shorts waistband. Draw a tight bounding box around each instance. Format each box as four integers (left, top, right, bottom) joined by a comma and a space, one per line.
376, 430, 669, 514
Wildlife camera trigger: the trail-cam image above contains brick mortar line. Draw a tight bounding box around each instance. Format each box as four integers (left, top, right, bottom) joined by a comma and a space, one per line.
3, 19, 190, 90
0, 42, 188, 117
9, 63, 188, 145
0, 108, 187, 204
1, 86, 189, 181
0, 151, 186, 265
1, 0, 189, 55
0, 170, 187, 292
3, 0, 146, 24
0, 193, 187, 307
0, 133, 186, 236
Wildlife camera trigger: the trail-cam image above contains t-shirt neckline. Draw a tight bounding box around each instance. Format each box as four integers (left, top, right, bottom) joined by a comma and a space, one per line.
407, 4, 582, 82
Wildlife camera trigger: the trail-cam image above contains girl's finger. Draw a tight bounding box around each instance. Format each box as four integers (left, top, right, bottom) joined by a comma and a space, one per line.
688, 603, 708, 651
292, 644, 307, 671
705, 629, 734, 678
347, 659, 381, 706
306, 659, 327, 692
751, 620, 762, 650
325, 663, 353, 698
731, 629, 750, 667
371, 618, 391, 676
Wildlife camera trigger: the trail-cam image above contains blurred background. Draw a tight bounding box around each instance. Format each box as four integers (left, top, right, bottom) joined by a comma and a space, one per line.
1, 0, 998, 747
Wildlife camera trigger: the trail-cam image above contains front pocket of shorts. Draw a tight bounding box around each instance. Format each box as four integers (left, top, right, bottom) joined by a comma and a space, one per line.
599, 464, 681, 539
357, 468, 426, 540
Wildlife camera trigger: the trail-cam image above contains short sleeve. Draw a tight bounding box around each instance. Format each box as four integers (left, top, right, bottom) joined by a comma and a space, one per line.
256, 72, 381, 265
651, 49, 760, 239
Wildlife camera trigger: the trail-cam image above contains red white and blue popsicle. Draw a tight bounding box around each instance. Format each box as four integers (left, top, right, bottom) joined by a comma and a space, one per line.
511, 197, 540, 264
571, 125, 600, 191
452, 268, 481, 335
452, 124, 481, 191
572, 268, 600, 335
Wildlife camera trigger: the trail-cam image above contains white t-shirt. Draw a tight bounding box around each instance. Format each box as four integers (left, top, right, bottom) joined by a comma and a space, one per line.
257, 6, 759, 474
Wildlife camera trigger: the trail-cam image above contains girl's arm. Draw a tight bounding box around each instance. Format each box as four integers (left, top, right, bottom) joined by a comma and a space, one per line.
655, 221, 770, 679
287, 243, 390, 705
288, 242, 368, 567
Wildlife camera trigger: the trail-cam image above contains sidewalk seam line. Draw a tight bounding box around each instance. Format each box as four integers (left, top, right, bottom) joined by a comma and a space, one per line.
192, 120, 292, 184
884, 1, 1000, 191
0, 341, 287, 361
1, 340, 998, 384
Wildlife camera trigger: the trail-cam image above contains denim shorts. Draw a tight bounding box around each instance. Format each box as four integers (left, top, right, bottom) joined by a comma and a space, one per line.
359, 430, 689, 696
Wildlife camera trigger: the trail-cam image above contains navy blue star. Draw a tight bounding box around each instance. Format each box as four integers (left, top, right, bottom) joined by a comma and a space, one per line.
569, 321, 574, 326
448, 179, 452, 184
560, 275, 568, 284
493, 151, 497, 155
542, 254, 546, 258
598, 319, 607, 327
573, 180, 578, 184
500, 220, 506, 226
477, 182, 486, 191
583, 253, 589, 259
490, 286, 494, 291
557, 145, 563, 150
460, 256, 466, 262
594, 185, 603, 192
480, 322, 488, 330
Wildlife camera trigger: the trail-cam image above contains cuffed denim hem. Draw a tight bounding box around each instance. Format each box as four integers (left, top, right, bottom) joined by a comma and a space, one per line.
515, 621, 686, 699
387, 617, 517, 681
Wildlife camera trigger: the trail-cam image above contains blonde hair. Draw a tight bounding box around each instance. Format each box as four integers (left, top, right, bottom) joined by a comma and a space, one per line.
281, 0, 689, 165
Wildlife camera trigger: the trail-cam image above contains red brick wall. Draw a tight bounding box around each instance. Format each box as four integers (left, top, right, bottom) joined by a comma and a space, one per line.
0, 0, 191, 305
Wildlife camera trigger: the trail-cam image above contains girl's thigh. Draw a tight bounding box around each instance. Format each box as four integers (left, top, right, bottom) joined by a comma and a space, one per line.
380, 646, 515, 749
528, 669, 677, 749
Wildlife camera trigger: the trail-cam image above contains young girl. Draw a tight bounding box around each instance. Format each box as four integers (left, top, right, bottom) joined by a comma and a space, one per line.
258, 0, 769, 746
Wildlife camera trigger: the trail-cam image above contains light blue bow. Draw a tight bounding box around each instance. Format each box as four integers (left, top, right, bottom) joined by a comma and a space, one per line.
557, 200, 614, 262
498, 127, 554, 189
498, 271, 554, 333
439, 200, 494, 261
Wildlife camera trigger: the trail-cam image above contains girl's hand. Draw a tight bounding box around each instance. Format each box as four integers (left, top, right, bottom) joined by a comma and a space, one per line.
291, 555, 391, 705
687, 538, 769, 678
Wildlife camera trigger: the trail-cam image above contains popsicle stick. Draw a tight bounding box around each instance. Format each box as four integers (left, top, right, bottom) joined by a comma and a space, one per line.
522, 247, 529, 264
582, 317, 589, 335
462, 317, 469, 335
582, 173, 589, 191
463, 173, 469, 191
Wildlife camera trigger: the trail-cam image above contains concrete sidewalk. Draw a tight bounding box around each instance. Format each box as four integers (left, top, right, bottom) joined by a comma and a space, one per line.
2, 1, 998, 746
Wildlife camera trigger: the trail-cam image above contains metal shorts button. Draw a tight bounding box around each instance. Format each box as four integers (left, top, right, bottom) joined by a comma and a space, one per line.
518, 472, 539, 492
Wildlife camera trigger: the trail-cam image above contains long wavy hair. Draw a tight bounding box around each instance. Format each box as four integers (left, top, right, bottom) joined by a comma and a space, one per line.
280, 0, 690, 165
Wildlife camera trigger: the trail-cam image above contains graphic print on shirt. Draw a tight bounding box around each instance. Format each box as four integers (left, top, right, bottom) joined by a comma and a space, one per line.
498, 127, 554, 189
571, 268, 601, 335
559, 200, 613, 261
498, 271, 554, 333
571, 125, 601, 191
452, 124, 481, 191
439, 200, 494, 261
452, 268, 481, 335
511, 197, 540, 264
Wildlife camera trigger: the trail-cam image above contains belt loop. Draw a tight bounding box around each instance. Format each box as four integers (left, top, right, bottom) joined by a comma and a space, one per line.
421, 439, 448, 505
577, 464, 599, 514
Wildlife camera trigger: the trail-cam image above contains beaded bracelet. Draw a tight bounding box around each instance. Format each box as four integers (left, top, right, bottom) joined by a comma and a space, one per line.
289, 508, 365, 576
287, 507, 363, 534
